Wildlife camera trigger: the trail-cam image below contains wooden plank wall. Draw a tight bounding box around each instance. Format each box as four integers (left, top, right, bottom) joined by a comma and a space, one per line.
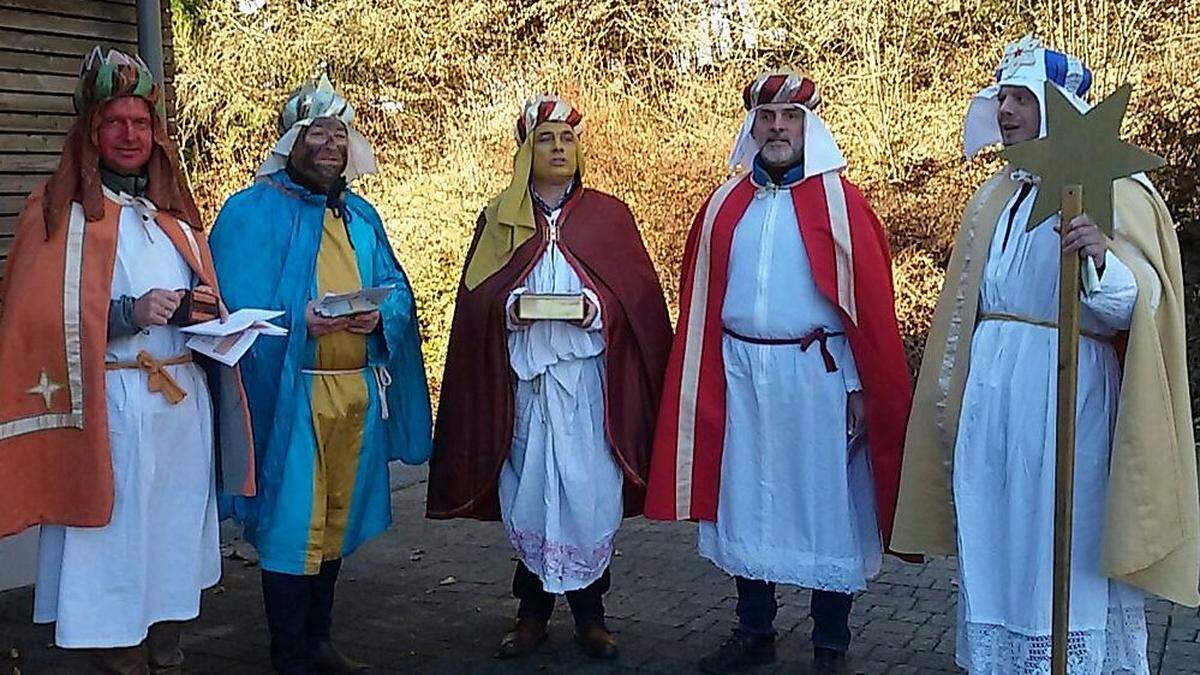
0, 0, 175, 278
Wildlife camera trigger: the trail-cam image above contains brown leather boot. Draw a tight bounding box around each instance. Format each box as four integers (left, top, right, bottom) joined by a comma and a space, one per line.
497, 617, 548, 658
575, 622, 618, 660
88, 645, 149, 675
145, 622, 185, 675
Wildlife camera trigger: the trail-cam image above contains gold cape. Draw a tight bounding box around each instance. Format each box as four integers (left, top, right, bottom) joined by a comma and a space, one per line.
892, 167, 1200, 607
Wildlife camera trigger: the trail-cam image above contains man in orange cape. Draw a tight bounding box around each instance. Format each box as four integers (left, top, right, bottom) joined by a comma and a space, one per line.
0, 47, 254, 673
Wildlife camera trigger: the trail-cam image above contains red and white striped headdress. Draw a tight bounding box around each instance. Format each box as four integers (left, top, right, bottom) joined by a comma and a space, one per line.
514, 95, 584, 145
742, 72, 822, 111
728, 70, 845, 176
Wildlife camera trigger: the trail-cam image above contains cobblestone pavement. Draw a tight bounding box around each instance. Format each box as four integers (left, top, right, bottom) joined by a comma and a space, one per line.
3, 467, 1198, 674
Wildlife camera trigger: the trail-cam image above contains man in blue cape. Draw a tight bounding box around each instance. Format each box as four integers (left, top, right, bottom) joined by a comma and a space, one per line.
209, 74, 432, 675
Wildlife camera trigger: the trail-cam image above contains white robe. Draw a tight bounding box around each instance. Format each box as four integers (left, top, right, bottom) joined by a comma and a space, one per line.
33, 200, 221, 648
953, 178, 1150, 674
499, 208, 623, 594
698, 183, 883, 592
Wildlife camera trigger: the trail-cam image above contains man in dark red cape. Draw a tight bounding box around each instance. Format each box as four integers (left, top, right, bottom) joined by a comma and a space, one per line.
644, 72, 913, 674
427, 95, 671, 660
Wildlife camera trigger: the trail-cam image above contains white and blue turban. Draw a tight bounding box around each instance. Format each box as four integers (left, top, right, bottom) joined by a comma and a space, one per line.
963, 35, 1094, 158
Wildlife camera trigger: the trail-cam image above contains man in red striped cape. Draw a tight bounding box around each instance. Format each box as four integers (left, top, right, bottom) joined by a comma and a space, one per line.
644, 71, 912, 673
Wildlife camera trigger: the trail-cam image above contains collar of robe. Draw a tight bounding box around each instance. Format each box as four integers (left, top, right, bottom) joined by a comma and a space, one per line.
751, 154, 806, 189
100, 165, 150, 198
530, 175, 579, 216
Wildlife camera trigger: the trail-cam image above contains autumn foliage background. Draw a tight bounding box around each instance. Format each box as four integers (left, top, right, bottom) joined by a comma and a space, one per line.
169, 0, 1200, 410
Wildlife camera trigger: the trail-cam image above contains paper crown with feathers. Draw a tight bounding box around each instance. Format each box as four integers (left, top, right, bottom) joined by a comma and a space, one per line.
73, 47, 159, 116
277, 73, 356, 133
256, 70, 378, 182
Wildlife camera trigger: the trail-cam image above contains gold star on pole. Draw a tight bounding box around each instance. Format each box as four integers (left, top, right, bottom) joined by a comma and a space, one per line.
27, 370, 63, 409
1000, 82, 1165, 236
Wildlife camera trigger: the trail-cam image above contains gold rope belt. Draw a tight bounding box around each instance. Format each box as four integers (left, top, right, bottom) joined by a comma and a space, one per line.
977, 312, 1112, 343
105, 350, 193, 404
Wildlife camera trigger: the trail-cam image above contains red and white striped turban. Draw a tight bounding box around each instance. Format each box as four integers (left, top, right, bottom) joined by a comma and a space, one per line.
742, 72, 822, 111
728, 70, 845, 176
514, 95, 584, 145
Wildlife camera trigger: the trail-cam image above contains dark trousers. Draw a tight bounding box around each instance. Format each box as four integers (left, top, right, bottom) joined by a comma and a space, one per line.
734, 576, 854, 652
261, 559, 342, 675
512, 561, 610, 627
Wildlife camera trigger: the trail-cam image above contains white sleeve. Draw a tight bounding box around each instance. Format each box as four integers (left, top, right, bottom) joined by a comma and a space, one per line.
505, 287, 529, 331
581, 288, 604, 332
837, 337, 861, 393
1081, 250, 1138, 331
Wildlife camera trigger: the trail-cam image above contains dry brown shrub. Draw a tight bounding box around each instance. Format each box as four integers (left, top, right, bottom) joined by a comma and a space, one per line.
172, 0, 1200, 409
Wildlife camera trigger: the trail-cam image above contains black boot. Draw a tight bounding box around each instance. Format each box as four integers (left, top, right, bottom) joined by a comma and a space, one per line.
812, 646, 848, 674
313, 641, 371, 674
698, 630, 776, 673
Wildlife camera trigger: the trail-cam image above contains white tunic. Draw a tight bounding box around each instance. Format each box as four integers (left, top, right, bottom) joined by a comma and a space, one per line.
499, 208, 623, 594
953, 178, 1150, 674
698, 183, 882, 592
34, 200, 221, 648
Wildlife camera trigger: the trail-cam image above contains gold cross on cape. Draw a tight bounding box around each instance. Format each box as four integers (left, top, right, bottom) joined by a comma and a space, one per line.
27, 370, 63, 409
1000, 82, 1164, 236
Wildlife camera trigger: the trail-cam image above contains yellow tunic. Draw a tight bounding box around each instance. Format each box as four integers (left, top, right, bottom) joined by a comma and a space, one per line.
305, 210, 370, 573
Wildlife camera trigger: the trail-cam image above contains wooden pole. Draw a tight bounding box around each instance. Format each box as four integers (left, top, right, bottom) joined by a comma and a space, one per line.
1051, 185, 1083, 675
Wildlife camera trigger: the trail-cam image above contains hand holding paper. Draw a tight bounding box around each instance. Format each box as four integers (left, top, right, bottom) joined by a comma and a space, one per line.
313, 286, 394, 318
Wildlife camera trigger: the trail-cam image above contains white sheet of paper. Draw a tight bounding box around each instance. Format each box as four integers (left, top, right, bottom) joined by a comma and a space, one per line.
314, 286, 394, 318
183, 308, 288, 367
181, 308, 285, 337
186, 323, 288, 367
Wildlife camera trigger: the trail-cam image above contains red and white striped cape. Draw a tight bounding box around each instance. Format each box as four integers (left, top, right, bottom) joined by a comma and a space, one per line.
644, 170, 914, 550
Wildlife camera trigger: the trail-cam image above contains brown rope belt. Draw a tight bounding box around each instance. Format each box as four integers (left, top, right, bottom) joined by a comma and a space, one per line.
105, 350, 193, 404
977, 312, 1113, 343
721, 326, 844, 373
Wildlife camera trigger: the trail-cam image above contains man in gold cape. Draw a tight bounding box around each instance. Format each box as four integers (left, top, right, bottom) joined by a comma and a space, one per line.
892, 36, 1199, 674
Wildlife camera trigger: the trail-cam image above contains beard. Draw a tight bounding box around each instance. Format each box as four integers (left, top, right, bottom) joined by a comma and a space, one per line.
758, 138, 802, 167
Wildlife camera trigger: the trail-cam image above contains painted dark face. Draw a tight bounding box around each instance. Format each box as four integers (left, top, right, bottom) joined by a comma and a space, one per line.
997, 85, 1041, 146
289, 116, 349, 189
96, 96, 153, 175
751, 104, 805, 168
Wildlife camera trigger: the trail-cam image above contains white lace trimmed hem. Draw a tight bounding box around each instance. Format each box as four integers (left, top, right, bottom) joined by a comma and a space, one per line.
697, 538, 869, 594
957, 605, 1149, 675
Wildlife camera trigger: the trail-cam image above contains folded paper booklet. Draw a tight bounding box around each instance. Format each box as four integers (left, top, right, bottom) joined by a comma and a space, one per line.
182, 309, 287, 367
516, 293, 586, 321
314, 286, 394, 318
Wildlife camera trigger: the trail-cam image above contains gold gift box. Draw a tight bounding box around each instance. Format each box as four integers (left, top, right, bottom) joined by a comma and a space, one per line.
516, 293, 585, 321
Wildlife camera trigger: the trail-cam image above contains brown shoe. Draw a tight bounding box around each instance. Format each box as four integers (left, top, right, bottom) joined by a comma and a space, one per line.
575, 622, 618, 660
497, 617, 549, 658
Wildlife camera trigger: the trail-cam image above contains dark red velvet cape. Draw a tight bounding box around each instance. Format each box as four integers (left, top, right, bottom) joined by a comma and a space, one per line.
426, 188, 672, 520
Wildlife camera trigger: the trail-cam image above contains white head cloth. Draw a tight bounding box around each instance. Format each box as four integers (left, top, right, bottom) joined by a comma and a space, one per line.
256, 73, 379, 182
962, 35, 1094, 158
727, 71, 846, 179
